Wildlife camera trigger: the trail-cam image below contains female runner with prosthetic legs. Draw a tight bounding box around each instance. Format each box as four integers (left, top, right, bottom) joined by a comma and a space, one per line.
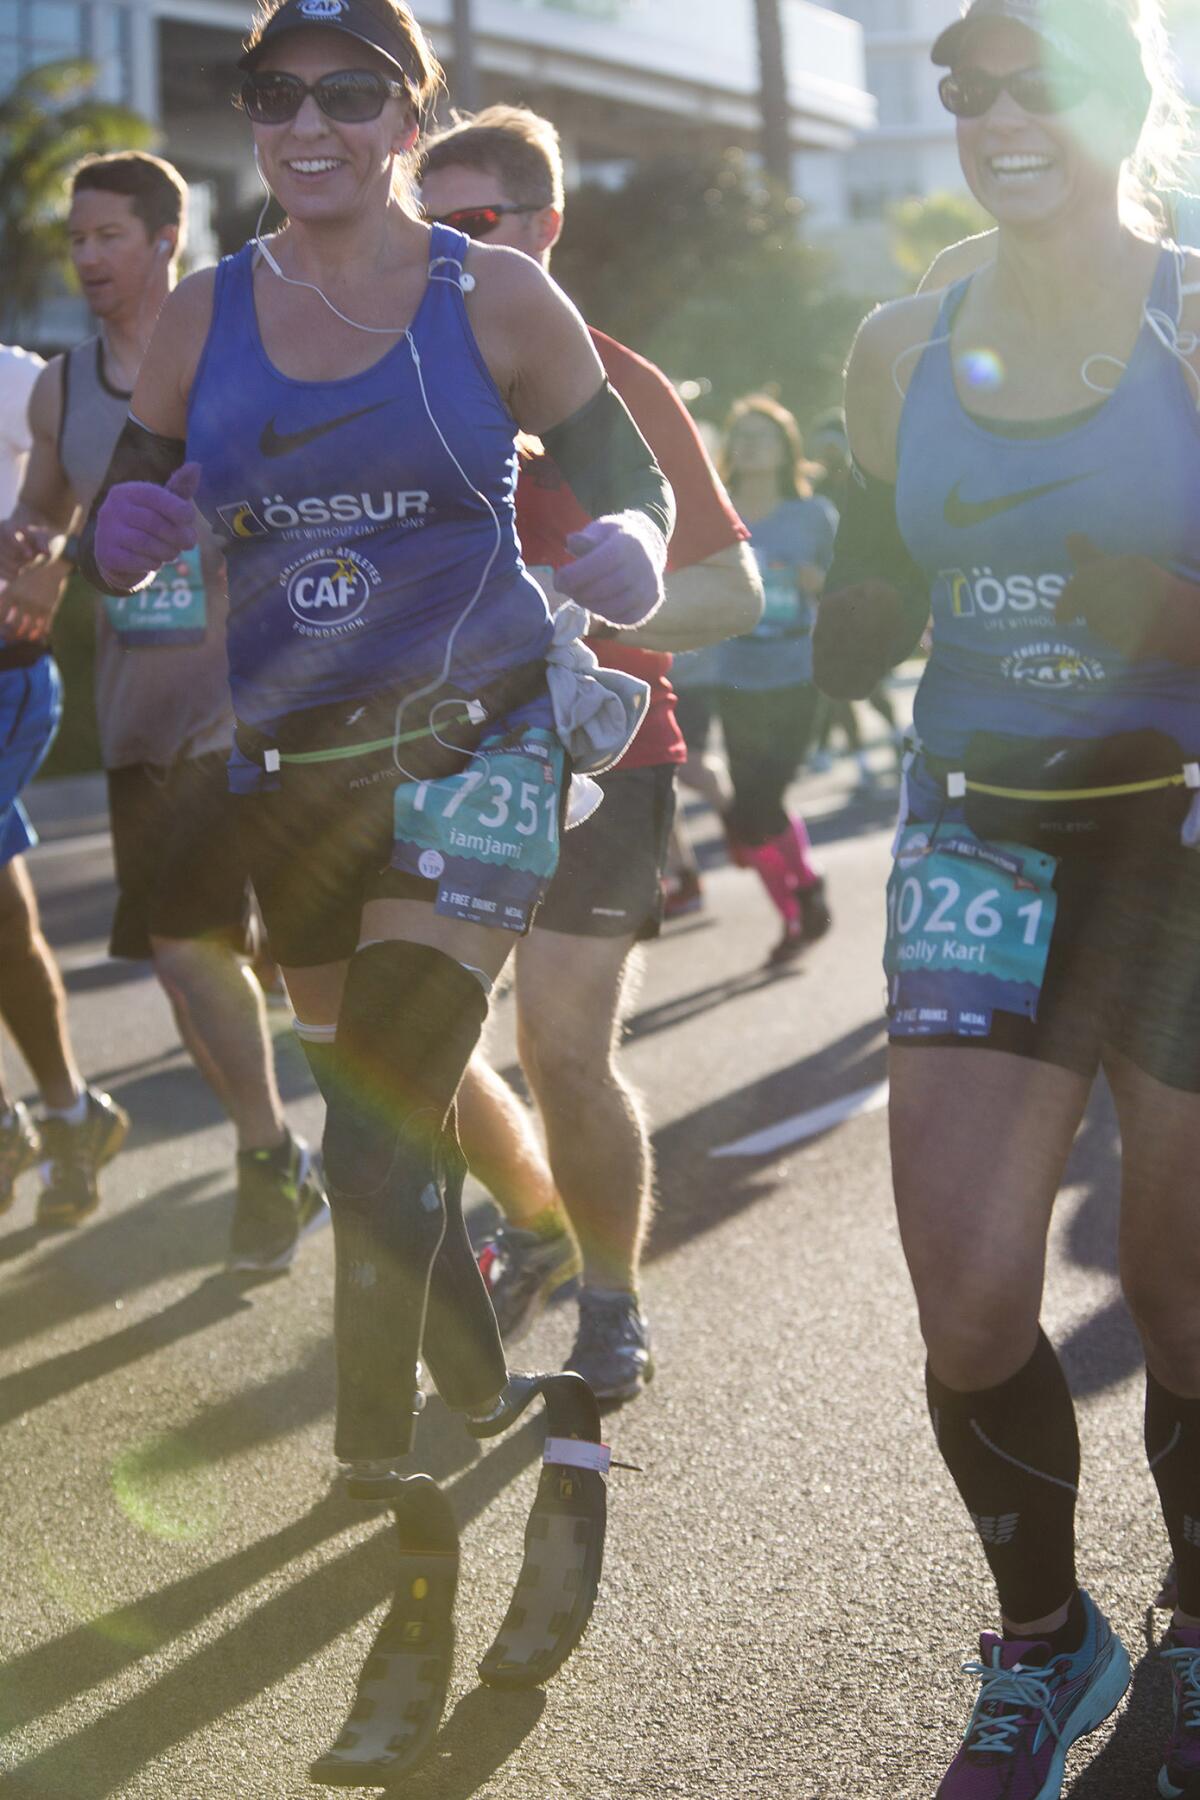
73, 0, 673, 1780
816, 2, 1200, 1795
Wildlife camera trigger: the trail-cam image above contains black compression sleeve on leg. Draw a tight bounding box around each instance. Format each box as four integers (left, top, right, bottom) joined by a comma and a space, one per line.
814, 463, 929, 699
76, 416, 186, 595
926, 1330, 1080, 1623
541, 381, 674, 547
1146, 1370, 1200, 1615
324, 942, 504, 1462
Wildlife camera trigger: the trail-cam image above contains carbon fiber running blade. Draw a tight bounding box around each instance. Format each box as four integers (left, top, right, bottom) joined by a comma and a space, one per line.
478, 1372, 607, 1690
310, 1476, 458, 1786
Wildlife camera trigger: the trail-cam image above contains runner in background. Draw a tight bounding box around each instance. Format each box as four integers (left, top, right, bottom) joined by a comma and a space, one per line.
420, 105, 760, 1396
0, 343, 127, 1226
0, 153, 326, 1272
710, 394, 835, 964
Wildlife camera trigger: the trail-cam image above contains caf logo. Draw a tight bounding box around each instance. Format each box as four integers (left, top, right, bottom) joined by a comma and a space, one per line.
285, 548, 374, 623
298, 0, 347, 16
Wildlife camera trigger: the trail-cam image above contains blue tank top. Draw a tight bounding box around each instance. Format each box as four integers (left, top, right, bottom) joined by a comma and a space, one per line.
187, 225, 552, 729
896, 246, 1200, 761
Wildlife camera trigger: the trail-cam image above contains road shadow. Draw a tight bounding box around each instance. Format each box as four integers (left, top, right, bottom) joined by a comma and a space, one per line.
1057, 1081, 1144, 1402
0, 1170, 233, 1358
385, 1685, 546, 1797
645, 1016, 887, 1263
1067, 1614, 1172, 1797
1, 1406, 559, 1797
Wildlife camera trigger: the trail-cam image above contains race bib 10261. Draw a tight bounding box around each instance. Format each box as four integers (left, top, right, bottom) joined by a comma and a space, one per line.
885, 825, 1058, 1038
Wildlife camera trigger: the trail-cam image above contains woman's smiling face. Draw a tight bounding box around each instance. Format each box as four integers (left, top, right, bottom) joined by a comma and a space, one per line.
953, 21, 1133, 230
250, 27, 417, 223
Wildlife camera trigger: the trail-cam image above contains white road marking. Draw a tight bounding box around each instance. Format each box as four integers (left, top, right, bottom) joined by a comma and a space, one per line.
711, 1080, 889, 1157
29, 830, 112, 860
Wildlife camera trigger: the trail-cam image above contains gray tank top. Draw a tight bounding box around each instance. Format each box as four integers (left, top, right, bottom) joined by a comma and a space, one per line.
59, 337, 233, 769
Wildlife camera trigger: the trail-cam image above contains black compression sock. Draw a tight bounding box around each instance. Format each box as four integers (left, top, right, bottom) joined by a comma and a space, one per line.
1004, 1586, 1086, 1658
926, 1330, 1080, 1624
1146, 1371, 1200, 1616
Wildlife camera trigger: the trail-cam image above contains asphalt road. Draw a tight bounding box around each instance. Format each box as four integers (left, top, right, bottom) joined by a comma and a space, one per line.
0, 745, 1178, 1800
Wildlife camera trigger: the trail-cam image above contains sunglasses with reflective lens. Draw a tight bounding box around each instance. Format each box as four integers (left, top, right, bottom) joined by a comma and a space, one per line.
938, 63, 1094, 119
423, 204, 544, 240
237, 68, 411, 125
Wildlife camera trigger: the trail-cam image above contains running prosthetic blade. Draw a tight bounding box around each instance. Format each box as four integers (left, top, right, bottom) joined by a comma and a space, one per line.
309, 1475, 458, 1788
469, 1372, 609, 1690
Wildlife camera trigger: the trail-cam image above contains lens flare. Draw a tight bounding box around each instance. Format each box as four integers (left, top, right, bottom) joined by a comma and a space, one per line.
32, 1547, 160, 1648
111, 1433, 224, 1543
957, 348, 1005, 391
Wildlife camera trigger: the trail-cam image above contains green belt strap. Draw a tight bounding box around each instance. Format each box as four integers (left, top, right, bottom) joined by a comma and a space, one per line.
274, 709, 474, 766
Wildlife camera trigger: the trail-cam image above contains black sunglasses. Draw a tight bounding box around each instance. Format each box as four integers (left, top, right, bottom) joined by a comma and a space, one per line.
938, 63, 1094, 119
423, 204, 544, 240
237, 68, 411, 125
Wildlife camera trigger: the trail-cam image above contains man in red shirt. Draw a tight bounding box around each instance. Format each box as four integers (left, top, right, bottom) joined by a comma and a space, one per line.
421, 107, 759, 1400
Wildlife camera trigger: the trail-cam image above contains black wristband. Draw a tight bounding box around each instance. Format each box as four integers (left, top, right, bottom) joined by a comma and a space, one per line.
542, 381, 674, 548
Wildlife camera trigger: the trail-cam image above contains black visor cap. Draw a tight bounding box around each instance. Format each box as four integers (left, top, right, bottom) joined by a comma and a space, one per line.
931, 0, 1150, 120
239, 0, 421, 99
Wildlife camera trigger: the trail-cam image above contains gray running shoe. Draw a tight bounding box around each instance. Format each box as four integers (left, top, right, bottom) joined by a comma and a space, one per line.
564, 1288, 653, 1402
0, 1101, 41, 1216
476, 1222, 581, 1341
228, 1131, 329, 1274
37, 1088, 129, 1229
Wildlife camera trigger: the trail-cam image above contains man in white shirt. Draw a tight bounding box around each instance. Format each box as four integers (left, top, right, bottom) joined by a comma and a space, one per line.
0, 342, 128, 1229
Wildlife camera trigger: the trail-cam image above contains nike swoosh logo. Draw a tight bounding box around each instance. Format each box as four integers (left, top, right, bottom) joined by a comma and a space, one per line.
943, 473, 1092, 528
259, 402, 390, 458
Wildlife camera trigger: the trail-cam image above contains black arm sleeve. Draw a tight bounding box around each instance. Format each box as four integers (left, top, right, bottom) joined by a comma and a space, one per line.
813, 463, 929, 698
825, 461, 928, 641
541, 381, 675, 549
76, 415, 186, 595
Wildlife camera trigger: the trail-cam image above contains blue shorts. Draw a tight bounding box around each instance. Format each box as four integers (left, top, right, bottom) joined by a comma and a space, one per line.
0, 656, 62, 865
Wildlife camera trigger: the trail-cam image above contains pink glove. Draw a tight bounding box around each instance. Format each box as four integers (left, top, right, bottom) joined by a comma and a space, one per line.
554, 511, 666, 627
95, 463, 201, 589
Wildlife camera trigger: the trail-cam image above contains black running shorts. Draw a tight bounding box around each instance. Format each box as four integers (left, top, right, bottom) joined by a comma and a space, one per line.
890, 825, 1200, 1093
107, 753, 252, 960
535, 764, 676, 942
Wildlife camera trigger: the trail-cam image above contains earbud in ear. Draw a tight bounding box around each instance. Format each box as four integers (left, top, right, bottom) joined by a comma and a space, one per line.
155, 239, 170, 256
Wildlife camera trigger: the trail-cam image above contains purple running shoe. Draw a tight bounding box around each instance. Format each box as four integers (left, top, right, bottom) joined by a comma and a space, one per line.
937, 1590, 1130, 1800
1159, 1624, 1200, 1798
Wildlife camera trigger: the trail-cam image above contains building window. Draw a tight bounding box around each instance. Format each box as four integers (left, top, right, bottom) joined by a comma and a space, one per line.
870, 53, 916, 126
835, 0, 912, 31
0, 0, 92, 95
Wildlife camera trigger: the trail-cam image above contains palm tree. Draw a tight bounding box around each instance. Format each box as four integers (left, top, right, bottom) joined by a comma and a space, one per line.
753, 0, 792, 191
0, 59, 153, 335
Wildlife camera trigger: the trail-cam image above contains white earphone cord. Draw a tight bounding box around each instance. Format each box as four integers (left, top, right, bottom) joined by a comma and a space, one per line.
249, 181, 504, 778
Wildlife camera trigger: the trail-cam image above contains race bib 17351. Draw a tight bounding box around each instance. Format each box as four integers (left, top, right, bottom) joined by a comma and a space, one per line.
391, 726, 565, 933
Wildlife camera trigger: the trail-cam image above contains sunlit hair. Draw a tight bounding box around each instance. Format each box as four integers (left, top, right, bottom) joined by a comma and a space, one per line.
243, 0, 444, 213
720, 394, 821, 502
421, 105, 565, 212
70, 152, 189, 256
1118, 0, 1191, 236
